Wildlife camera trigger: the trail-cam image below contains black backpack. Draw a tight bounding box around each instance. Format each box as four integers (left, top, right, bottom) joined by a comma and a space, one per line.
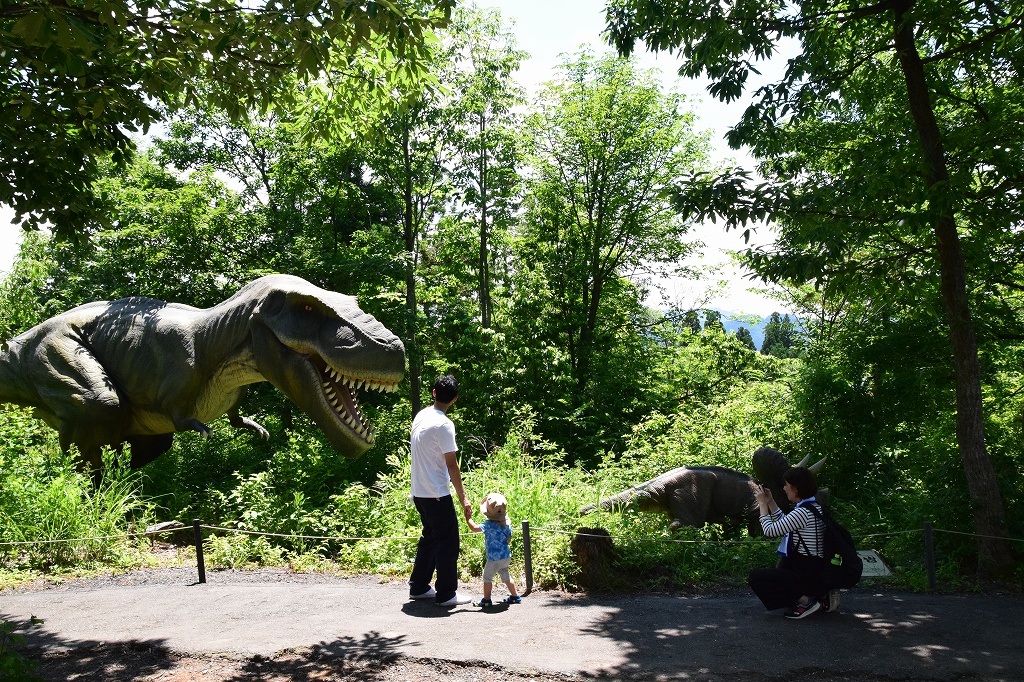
806, 504, 863, 589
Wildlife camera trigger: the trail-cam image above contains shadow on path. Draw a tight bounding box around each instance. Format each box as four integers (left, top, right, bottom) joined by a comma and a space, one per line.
540, 590, 1021, 681
2, 614, 412, 682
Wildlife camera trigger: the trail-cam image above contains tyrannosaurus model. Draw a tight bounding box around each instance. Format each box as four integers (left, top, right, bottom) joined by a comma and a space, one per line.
580, 447, 825, 535
0, 274, 405, 473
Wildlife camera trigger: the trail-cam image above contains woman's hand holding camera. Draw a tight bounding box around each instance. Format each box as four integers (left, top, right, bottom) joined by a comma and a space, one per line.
749, 480, 774, 507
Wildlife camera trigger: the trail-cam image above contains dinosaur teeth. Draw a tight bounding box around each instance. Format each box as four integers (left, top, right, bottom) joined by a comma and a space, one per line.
319, 369, 399, 441
326, 374, 401, 394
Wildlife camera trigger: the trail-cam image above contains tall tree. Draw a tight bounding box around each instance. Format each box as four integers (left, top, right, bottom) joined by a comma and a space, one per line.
760, 313, 800, 359
683, 309, 703, 335
154, 105, 405, 303
445, 7, 526, 329
1, 0, 452, 239
369, 6, 526, 413
605, 0, 1020, 575
735, 326, 757, 351
522, 50, 711, 393
703, 309, 725, 334
368, 11, 467, 413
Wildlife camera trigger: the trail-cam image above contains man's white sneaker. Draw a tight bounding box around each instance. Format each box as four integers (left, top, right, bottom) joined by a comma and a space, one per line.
437, 592, 471, 607
410, 587, 436, 600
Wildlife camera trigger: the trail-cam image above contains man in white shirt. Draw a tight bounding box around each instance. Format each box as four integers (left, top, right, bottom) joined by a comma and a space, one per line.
408, 375, 477, 606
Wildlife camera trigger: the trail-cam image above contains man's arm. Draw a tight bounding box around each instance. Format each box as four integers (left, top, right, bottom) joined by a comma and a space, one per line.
445, 451, 477, 528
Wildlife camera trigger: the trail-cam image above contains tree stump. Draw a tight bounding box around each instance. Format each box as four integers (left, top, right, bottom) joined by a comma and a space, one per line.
571, 527, 617, 591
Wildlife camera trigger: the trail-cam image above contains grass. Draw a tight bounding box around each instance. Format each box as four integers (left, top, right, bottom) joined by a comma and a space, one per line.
0, 404, 1019, 594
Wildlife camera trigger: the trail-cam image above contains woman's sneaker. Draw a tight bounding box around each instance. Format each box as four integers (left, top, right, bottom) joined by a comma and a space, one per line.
784, 599, 821, 619
824, 589, 841, 613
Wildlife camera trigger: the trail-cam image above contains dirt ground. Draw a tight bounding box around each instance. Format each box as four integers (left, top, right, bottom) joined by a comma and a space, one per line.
8, 562, 1023, 682
13, 565, 578, 682
32, 645, 578, 682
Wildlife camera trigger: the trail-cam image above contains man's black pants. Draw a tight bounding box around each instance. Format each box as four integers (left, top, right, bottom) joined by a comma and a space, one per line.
410, 495, 460, 603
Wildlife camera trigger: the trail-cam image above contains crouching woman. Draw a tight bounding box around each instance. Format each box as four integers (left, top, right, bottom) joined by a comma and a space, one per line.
748, 466, 829, 619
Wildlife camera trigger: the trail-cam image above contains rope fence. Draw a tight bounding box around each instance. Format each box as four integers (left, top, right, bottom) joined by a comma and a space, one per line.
2, 518, 1022, 592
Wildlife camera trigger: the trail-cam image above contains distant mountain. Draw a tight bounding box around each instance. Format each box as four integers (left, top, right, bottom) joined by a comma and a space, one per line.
658, 308, 800, 351
716, 310, 767, 349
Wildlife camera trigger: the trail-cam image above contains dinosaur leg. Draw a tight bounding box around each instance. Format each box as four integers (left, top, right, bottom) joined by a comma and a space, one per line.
58, 430, 106, 487
667, 487, 707, 532
37, 335, 132, 476
127, 434, 175, 469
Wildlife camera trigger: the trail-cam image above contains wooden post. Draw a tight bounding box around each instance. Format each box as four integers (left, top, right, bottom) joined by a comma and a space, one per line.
193, 518, 206, 585
521, 520, 533, 595
923, 520, 936, 591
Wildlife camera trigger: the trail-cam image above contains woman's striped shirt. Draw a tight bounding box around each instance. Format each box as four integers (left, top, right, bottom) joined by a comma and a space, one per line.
759, 503, 824, 557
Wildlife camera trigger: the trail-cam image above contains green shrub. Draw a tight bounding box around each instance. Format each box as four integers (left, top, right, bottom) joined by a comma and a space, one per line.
0, 429, 154, 572
204, 533, 286, 569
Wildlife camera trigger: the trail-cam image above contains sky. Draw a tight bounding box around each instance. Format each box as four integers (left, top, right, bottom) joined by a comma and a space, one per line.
0, 0, 790, 316
472, 0, 790, 316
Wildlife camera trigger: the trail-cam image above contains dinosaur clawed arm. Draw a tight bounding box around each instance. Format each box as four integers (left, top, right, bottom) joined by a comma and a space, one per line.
178, 418, 213, 438
228, 411, 270, 439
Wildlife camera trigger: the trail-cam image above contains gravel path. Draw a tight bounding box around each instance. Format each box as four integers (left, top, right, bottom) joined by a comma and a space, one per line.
3, 567, 1023, 682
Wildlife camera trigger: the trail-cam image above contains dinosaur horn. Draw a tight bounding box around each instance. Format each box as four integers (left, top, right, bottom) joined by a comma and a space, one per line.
809, 456, 827, 474
795, 454, 811, 468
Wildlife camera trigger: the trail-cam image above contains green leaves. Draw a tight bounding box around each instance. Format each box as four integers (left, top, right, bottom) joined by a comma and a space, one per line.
2, 0, 454, 239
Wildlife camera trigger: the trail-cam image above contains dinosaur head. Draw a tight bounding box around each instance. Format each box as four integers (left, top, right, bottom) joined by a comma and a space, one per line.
751, 446, 826, 509
249, 275, 405, 458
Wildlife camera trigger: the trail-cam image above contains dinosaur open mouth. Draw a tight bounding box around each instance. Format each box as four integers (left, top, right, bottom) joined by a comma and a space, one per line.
314, 360, 400, 445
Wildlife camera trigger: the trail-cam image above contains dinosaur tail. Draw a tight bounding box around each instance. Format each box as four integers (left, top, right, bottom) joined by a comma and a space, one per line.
580, 487, 650, 516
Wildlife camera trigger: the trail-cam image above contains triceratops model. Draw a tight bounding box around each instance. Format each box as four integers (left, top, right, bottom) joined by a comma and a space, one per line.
581, 447, 825, 535
0, 274, 405, 474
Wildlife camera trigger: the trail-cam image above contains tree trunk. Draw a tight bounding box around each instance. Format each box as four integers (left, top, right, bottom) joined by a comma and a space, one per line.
402, 117, 421, 416
892, 2, 1013, 577
478, 110, 492, 329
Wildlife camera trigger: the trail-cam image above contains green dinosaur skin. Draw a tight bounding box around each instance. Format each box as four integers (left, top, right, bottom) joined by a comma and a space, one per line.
0, 274, 405, 473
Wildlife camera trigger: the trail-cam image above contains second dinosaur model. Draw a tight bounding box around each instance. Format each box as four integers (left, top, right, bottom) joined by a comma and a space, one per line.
581, 447, 825, 535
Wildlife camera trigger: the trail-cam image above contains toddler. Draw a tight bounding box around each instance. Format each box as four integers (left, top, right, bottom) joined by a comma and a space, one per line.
473, 492, 522, 607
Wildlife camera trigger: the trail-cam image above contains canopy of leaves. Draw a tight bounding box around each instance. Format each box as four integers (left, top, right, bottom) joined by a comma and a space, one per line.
605, 0, 1024, 305
521, 51, 710, 383
0, 0, 453, 239
604, 0, 1024, 573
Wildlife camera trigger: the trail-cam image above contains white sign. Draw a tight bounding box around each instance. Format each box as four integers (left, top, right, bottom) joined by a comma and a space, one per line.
858, 549, 892, 577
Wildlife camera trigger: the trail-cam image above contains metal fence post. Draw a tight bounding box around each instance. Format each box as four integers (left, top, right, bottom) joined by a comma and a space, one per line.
193, 518, 206, 585
521, 520, 533, 595
923, 520, 936, 591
